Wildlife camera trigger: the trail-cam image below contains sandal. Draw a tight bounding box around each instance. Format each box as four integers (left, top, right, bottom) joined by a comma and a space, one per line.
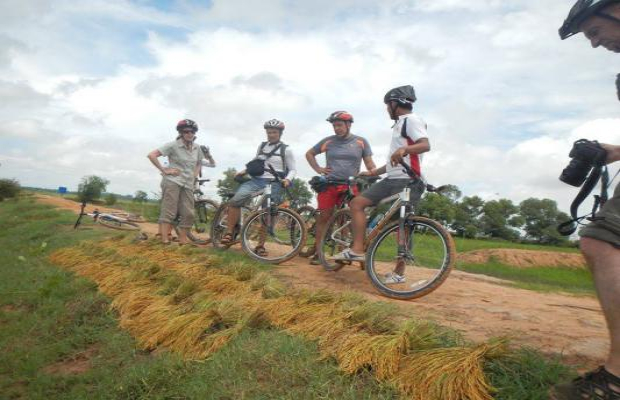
219, 232, 234, 245
550, 366, 620, 400
254, 245, 268, 257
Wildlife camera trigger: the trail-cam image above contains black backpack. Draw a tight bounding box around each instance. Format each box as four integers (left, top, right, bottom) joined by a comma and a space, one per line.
245, 141, 288, 177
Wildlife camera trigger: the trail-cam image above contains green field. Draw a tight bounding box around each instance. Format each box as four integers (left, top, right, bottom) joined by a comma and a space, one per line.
0, 195, 582, 399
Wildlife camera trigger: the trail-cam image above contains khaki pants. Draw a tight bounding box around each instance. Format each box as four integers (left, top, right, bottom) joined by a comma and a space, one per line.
159, 180, 194, 228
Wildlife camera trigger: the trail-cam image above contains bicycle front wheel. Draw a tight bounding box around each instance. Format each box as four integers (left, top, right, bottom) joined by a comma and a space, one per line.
188, 199, 219, 244
241, 208, 306, 264
365, 216, 455, 300
98, 215, 140, 231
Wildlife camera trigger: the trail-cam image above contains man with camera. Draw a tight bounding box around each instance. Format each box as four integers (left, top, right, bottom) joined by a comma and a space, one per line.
554, 1, 620, 399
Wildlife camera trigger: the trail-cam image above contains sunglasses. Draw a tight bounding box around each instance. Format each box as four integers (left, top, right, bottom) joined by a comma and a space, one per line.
181, 129, 196, 134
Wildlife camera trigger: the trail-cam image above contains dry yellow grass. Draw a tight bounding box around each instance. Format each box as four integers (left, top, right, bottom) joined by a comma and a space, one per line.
49, 237, 507, 399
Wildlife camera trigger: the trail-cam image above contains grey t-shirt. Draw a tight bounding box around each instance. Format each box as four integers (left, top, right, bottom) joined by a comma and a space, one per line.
312, 134, 372, 180
158, 139, 204, 189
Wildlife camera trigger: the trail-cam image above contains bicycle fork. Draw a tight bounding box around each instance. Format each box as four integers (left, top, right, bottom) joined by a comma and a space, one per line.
397, 188, 415, 263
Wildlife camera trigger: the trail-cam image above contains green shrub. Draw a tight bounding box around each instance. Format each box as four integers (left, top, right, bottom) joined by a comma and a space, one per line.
104, 193, 118, 206
0, 178, 20, 201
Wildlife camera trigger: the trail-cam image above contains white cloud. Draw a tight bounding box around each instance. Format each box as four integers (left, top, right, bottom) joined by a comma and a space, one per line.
0, 0, 619, 211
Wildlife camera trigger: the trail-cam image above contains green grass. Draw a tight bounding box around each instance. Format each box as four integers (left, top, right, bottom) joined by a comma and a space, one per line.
0, 196, 398, 399
453, 236, 579, 253
0, 195, 579, 399
457, 260, 595, 295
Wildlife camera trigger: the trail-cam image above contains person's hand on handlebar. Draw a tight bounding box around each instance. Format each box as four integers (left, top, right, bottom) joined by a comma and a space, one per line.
390, 147, 407, 166
282, 179, 291, 187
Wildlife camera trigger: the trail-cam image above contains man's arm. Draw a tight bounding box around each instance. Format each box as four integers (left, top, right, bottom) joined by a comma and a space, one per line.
603, 144, 620, 164
306, 148, 332, 175
362, 155, 377, 173
390, 138, 430, 166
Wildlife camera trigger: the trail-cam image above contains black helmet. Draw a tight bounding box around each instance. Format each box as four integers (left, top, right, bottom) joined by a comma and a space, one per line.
559, 0, 620, 39
384, 85, 417, 106
176, 119, 198, 132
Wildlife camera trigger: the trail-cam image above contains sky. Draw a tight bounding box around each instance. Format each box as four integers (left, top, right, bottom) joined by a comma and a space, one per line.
1, 0, 619, 213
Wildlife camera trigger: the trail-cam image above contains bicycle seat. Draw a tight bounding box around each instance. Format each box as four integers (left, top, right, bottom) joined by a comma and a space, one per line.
197, 179, 210, 185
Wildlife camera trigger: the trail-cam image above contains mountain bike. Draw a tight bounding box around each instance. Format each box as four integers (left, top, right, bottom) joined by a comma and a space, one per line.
74, 201, 141, 231
211, 166, 307, 264
317, 162, 455, 300
305, 175, 378, 264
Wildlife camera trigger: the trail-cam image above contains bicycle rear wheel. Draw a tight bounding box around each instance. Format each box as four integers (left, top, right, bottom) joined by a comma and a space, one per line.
297, 205, 317, 258
98, 215, 140, 231
188, 199, 219, 244
317, 209, 353, 271
241, 208, 306, 264
365, 216, 455, 300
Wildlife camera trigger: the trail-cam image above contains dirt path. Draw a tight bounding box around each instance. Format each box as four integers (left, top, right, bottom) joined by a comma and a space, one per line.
36, 194, 608, 368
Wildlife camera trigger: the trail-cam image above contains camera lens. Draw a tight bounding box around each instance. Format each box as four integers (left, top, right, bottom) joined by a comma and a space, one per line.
559, 159, 591, 187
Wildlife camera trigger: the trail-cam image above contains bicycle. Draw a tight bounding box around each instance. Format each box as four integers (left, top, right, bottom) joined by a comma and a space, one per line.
211, 166, 307, 264
317, 162, 455, 300
173, 178, 219, 244
304, 175, 378, 264
74, 201, 141, 231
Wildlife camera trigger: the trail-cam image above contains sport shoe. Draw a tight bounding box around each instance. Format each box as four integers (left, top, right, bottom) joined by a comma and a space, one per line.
309, 255, 321, 265
550, 366, 620, 400
383, 272, 406, 285
331, 249, 365, 262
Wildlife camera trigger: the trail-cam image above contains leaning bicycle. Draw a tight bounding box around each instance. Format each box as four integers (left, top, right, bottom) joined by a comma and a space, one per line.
317, 162, 455, 300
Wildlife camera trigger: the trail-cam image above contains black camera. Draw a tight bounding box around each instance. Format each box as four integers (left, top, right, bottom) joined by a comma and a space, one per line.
559, 139, 607, 187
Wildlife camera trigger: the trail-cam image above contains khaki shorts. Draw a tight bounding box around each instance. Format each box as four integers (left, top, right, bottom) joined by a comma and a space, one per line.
579, 182, 620, 248
159, 179, 194, 228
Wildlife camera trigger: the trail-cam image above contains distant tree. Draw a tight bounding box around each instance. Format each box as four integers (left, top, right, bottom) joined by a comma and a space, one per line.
519, 198, 570, 245
285, 178, 313, 208
0, 179, 20, 201
480, 198, 522, 240
417, 192, 457, 226
216, 168, 241, 201
451, 195, 485, 238
104, 193, 118, 206
77, 175, 109, 203
133, 190, 148, 203
439, 184, 462, 202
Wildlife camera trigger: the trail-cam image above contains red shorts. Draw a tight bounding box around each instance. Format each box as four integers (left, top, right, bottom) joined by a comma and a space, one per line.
317, 184, 359, 210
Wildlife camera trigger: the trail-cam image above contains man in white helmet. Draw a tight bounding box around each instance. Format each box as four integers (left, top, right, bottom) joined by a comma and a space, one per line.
553, 1, 620, 398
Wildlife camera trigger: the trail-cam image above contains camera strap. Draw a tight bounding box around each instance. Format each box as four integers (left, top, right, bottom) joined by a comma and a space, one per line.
558, 165, 609, 236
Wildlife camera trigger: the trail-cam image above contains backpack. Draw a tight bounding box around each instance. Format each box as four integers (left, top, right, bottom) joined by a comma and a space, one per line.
245, 141, 288, 177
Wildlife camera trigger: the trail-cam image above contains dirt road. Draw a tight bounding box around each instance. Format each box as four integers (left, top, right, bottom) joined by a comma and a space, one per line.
37, 194, 608, 368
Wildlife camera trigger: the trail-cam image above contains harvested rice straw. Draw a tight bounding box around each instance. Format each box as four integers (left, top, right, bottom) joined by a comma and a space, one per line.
393, 341, 507, 400
50, 242, 503, 400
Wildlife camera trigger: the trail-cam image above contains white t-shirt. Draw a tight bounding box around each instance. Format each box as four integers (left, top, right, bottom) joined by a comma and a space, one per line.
255, 141, 297, 181
386, 112, 428, 180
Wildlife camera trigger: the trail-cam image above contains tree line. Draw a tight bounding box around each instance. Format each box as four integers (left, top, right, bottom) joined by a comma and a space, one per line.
78, 172, 572, 246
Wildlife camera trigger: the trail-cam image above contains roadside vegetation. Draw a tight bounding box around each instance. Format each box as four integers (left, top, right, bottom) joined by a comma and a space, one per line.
0, 195, 578, 399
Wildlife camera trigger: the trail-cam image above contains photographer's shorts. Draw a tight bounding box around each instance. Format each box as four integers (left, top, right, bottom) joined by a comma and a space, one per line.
360, 178, 425, 206
580, 182, 620, 248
